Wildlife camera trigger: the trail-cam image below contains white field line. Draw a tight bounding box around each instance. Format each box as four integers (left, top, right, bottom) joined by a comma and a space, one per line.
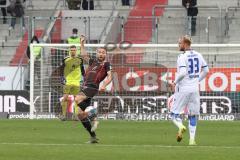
0, 142, 240, 149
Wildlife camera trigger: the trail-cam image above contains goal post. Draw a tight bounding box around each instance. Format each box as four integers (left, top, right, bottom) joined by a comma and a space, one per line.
30, 44, 34, 119
29, 43, 240, 120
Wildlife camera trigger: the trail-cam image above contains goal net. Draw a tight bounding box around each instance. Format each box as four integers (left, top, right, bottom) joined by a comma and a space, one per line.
29, 43, 240, 120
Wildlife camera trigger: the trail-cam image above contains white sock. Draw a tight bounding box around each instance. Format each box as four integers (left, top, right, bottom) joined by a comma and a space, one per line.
172, 116, 183, 129
189, 121, 197, 140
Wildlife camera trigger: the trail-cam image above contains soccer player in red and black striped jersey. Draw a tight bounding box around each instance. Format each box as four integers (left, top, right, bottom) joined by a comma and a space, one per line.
75, 36, 113, 143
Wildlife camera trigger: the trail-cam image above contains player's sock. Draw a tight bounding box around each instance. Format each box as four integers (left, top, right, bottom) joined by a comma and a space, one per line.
73, 102, 79, 120
61, 100, 68, 118
171, 113, 184, 129
91, 119, 99, 132
188, 115, 197, 141
81, 118, 96, 138
172, 113, 186, 142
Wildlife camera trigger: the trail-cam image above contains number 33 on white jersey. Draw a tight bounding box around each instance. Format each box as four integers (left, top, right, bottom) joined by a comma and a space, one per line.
176, 50, 208, 92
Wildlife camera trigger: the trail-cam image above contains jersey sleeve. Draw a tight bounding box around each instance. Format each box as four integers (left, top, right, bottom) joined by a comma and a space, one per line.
80, 58, 85, 76
200, 54, 208, 68
105, 62, 112, 72
59, 58, 66, 77
177, 54, 187, 68
198, 54, 209, 82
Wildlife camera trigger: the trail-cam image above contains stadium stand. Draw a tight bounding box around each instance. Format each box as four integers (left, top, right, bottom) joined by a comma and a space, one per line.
0, 0, 61, 66
1, 0, 240, 84
123, 0, 167, 44
158, 0, 240, 44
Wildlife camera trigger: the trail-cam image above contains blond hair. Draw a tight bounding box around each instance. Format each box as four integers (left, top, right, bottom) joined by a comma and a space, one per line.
182, 35, 192, 46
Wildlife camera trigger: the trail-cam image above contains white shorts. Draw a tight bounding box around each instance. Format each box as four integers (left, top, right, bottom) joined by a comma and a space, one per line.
170, 92, 200, 115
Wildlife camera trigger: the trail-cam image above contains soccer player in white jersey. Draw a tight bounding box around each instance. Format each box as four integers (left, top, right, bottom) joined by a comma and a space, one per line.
170, 35, 209, 145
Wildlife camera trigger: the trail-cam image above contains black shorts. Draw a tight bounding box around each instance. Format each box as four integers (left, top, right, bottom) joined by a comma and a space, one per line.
78, 98, 92, 111
81, 85, 98, 98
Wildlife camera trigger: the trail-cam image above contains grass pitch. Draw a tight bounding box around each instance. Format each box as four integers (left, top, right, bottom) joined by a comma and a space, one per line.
0, 120, 240, 160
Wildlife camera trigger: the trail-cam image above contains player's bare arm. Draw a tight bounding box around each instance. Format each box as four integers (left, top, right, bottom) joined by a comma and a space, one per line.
80, 35, 90, 62
99, 70, 113, 92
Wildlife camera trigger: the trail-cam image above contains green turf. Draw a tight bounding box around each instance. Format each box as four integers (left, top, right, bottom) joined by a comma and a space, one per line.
0, 120, 240, 160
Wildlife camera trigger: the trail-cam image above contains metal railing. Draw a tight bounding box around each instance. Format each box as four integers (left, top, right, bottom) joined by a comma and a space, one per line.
0, 0, 9, 8
26, 0, 121, 10
225, 6, 240, 36
38, 0, 62, 41
11, 55, 27, 90
98, 0, 119, 43
9, 18, 29, 90
26, 0, 63, 9
205, 16, 211, 43
5, 1, 240, 91
151, 5, 224, 43
10, 0, 62, 90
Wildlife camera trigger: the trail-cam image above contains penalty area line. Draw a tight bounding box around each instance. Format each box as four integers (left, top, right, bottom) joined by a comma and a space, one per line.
0, 142, 240, 149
